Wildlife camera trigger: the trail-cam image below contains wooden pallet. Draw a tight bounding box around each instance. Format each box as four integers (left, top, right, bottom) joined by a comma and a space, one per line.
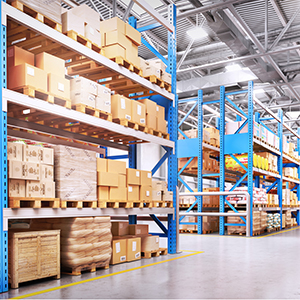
10, 0, 62, 32
267, 204, 279, 207
253, 203, 268, 208
112, 118, 147, 133
110, 56, 142, 76
60, 200, 98, 208
151, 129, 170, 140
98, 201, 133, 208
71, 104, 112, 121
141, 248, 168, 259
143, 75, 172, 92
203, 204, 219, 208
8, 197, 60, 208
179, 204, 192, 208
179, 229, 198, 234
252, 230, 265, 236
12, 86, 72, 109
202, 229, 214, 234
62, 262, 109, 276
228, 232, 246, 236
152, 201, 173, 208
132, 201, 144, 208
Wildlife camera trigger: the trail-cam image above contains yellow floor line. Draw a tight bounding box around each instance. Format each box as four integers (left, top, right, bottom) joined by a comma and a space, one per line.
11, 251, 204, 300
253, 226, 300, 239
180, 250, 202, 253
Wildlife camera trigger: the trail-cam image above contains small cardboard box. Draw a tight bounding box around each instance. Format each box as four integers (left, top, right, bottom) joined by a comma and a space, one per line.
109, 186, 127, 201
97, 84, 111, 99
71, 91, 96, 108
107, 160, 126, 175
142, 65, 161, 78
163, 191, 173, 201
70, 77, 98, 96
125, 23, 141, 46
9, 179, 25, 197
156, 117, 167, 133
141, 170, 152, 186
152, 180, 167, 191
71, 4, 100, 29
9, 160, 23, 179
7, 142, 23, 161
131, 101, 146, 125
111, 94, 132, 121
8, 63, 47, 92
97, 186, 109, 200
23, 162, 40, 180
119, 174, 126, 187
111, 239, 127, 265
156, 105, 165, 119
126, 237, 141, 261
126, 168, 141, 185
48, 73, 70, 99
97, 172, 118, 187
111, 222, 129, 236
150, 59, 167, 73
127, 185, 139, 202
35, 52, 65, 78
62, 10, 85, 36
40, 164, 54, 181
141, 235, 160, 252
105, 30, 130, 48
139, 186, 152, 201
26, 180, 41, 197
7, 46, 34, 69
100, 17, 126, 34
85, 24, 101, 47
40, 148, 54, 165
152, 190, 162, 201
129, 224, 149, 236
96, 85, 111, 112
23, 145, 40, 163
97, 158, 107, 172
104, 44, 126, 59
96, 97, 111, 113
40, 181, 55, 198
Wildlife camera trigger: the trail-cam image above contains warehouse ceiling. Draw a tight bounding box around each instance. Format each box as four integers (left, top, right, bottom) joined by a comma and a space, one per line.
63, 0, 300, 140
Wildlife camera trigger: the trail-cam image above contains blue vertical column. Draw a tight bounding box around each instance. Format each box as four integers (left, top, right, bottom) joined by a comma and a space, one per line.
247, 81, 254, 236
278, 109, 283, 228
167, 3, 177, 254
219, 86, 225, 235
0, 4, 8, 292
197, 90, 203, 234
128, 143, 137, 224
297, 128, 300, 225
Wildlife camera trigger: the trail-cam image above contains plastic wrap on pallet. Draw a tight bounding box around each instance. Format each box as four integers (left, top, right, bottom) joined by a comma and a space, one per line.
226, 187, 267, 204
54, 145, 97, 201
7, 0, 62, 24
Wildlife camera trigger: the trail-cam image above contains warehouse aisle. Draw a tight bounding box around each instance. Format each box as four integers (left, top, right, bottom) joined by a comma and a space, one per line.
4, 227, 300, 299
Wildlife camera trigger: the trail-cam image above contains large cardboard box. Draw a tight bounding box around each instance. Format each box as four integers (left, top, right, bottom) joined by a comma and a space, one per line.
125, 43, 140, 67
71, 91, 96, 108
140, 186, 152, 202
137, 99, 157, 116
100, 17, 126, 34
141, 170, 152, 186
107, 160, 126, 175
23, 145, 40, 163
104, 44, 126, 59
109, 186, 127, 201
40, 180, 55, 198
8, 142, 23, 161
126, 237, 141, 261
105, 30, 130, 48
8, 63, 47, 92
97, 158, 107, 172
127, 168, 141, 185
40, 148, 54, 165
111, 94, 132, 121
9, 161, 40, 180
96, 85, 111, 112
85, 25, 101, 46
119, 174, 126, 187
97, 84, 111, 99
97, 172, 118, 187
163, 191, 173, 201
40, 164, 54, 181
71, 4, 100, 29
152, 190, 162, 201
111, 222, 129, 236
127, 185, 139, 201
152, 180, 167, 191
70, 77, 98, 96
48, 74, 70, 99
111, 239, 127, 264
96, 97, 111, 113
142, 65, 161, 78
150, 59, 167, 73
156, 117, 167, 133
9, 179, 26, 197
125, 23, 141, 46
97, 186, 109, 200
156, 105, 165, 119
129, 224, 148, 236
7, 46, 34, 69
141, 235, 160, 252
35, 52, 65, 77
62, 10, 85, 36
146, 114, 156, 130
131, 101, 146, 125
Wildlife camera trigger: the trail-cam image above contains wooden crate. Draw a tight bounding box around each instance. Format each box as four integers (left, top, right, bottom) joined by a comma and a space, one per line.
8, 229, 60, 288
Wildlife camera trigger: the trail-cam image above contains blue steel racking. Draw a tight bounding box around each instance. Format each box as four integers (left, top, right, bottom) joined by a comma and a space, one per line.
177, 81, 300, 236
0, 3, 177, 293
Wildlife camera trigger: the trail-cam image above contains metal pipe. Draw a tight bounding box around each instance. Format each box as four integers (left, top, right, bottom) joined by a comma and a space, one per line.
179, 191, 251, 237
265, 0, 268, 50
176, 186, 180, 253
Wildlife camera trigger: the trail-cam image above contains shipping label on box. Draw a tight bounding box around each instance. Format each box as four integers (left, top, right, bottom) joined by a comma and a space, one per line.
9, 179, 25, 197
132, 101, 146, 125
111, 239, 127, 264
8, 142, 23, 161
141, 170, 152, 186
126, 168, 140, 185
62, 10, 85, 36
40, 164, 54, 181
111, 94, 132, 121
152, 190, 162, 201
48, 73, 70, 100
126, 237, 141, 262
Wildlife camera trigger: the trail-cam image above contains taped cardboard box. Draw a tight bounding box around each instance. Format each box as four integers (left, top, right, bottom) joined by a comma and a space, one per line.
127, 185, 139, 201
105, 30, 130, 48
97, 172, 118, 187
107, 160, 126, 175
100, 17, 126, 34
111, 94, 132, 121
140, 186, 152, 201
140, 170, 152, 186
126, 237, 141, 261
24, 145, 54, 165
111, 239, 127, 264
7, 46, 34, 70
70, 4, 100, 29
140, 235, 159, 252
26, 180, 55, 198
8, 142, 23, 161
137, 99, 157, 129
150, 59, 167, 73
142, 65, 161, 78
156, 105, 165, 119
111, 222, 129, 236
35, 52, 65, 78
97, 186, 109, 200
109, 186, 127, 201
70, 77, 98, 96
162, 191, 173, 201
127, 168, 141, 185
131, 101, 146, 125
48, 74, 70, 99
62, 10, 85, 36
156, 117, 167, 133
152, 190, 162, 201
9, 161, 40, 180
9, 179, 25, 197
125, 43, 140, 67
129, 224, 148, 236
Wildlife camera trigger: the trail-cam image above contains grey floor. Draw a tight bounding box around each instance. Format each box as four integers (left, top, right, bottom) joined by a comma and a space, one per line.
3, 227, 300, 299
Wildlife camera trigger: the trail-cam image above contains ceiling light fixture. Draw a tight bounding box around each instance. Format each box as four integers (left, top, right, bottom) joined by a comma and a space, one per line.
187, 27, 208, 40
225, 64, 242, 72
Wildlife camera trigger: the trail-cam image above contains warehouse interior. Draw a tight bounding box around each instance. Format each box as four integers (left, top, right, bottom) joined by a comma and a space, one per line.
1, 0, 300, 299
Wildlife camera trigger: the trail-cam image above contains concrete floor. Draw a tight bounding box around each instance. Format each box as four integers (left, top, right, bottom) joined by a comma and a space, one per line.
3, 227, 300, 299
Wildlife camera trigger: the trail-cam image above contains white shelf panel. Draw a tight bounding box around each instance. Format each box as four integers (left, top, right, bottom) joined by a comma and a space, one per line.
282, 176, 300, 184
3, 207, 174, 231
283, 154, 300, 166
253, 137, 281, 155
203, 143, 220, 152
4, 88, 175, 149
3, 2, 174, 101
253, 167, 281, 179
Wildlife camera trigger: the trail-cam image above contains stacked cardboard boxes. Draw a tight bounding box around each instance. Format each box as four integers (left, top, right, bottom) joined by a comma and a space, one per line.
179, 216, 220, 233
202, 187, 219, 207
267, 194, 279, 206
152, 180, 173, 202
259, 152, 278, 172
8, 142, 55, 198
285, 210, 292, 228
283, 167, 298, 179
178, 153, 219, 173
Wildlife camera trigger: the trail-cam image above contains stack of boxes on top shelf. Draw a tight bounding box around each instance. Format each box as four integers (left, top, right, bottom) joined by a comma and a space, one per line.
283, 136, 299, 160
283, 167, 299, 179
152, 180, 173, 204
282, 187, 299, 206
258, 152, 278, 172
267, 193, 279, 207
8, 142, 55, 199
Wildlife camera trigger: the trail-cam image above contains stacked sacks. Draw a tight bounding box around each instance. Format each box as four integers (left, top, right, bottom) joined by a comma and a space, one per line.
273, 213, 281, 229
30, 217, 112, 270
267, 214, 274, 230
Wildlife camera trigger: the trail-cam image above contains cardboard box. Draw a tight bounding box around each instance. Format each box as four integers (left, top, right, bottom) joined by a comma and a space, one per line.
141, 235, 160, 252
150, 59, 167, 73
111, 94, 132, 121
8, 142, 23, 161
125, 23, 141, 46
109, 186, 127, 201
97, 84, 111, 99
156, 105, 165, 119
62, 10, 85, 37
8, 160, 23, 179
40, 148, 54, 165
125, 43, 140, 67
145, 114, 156, 130
161, 71, 172, 85
156, 117, 167, 133
107, 160, 126, 175
152, 180, 167, 191
97, 172, 118, 187
48, 73, 70, 99
126, 237, 141, 261
7, 46, 34, 69
40, 180, 55, 198
105, 30, 130, 48
23, 145, 40, 163
96, 85, 111, 112
96, 97, 111, 113
137, 99, 157, 116
9, 179, 25, 197
104, 44, 126, 59
111, 222, 129, 236
119, 174, 126, 187
97, 186, 109, 200
127, 168, 141, 185
140, 186, 152, 201
131, 101, 146, 125
71, 91, 96, 108
152, 190, 162, 201
163, 191, 173, 201
129, 224, 148, 236
127, 185, 139, 201
97, 158, 107, 172
100, 17, 126, 34
142, 65, 161, 78
71, 4, 100, 29
141, 170, 152, 186
70, 77, 98, 96
85, 24, 101, 46
9, 161, 40, 180
8, 63, 47, 92
111, 239, 127, 264
40, 164, 54, 181
35, 52, 65, 78
140, 58, 149, 70
26, 180, 41, 197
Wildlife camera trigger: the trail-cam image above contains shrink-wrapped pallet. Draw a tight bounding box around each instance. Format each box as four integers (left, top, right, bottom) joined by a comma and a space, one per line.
54, 145, 97, 201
